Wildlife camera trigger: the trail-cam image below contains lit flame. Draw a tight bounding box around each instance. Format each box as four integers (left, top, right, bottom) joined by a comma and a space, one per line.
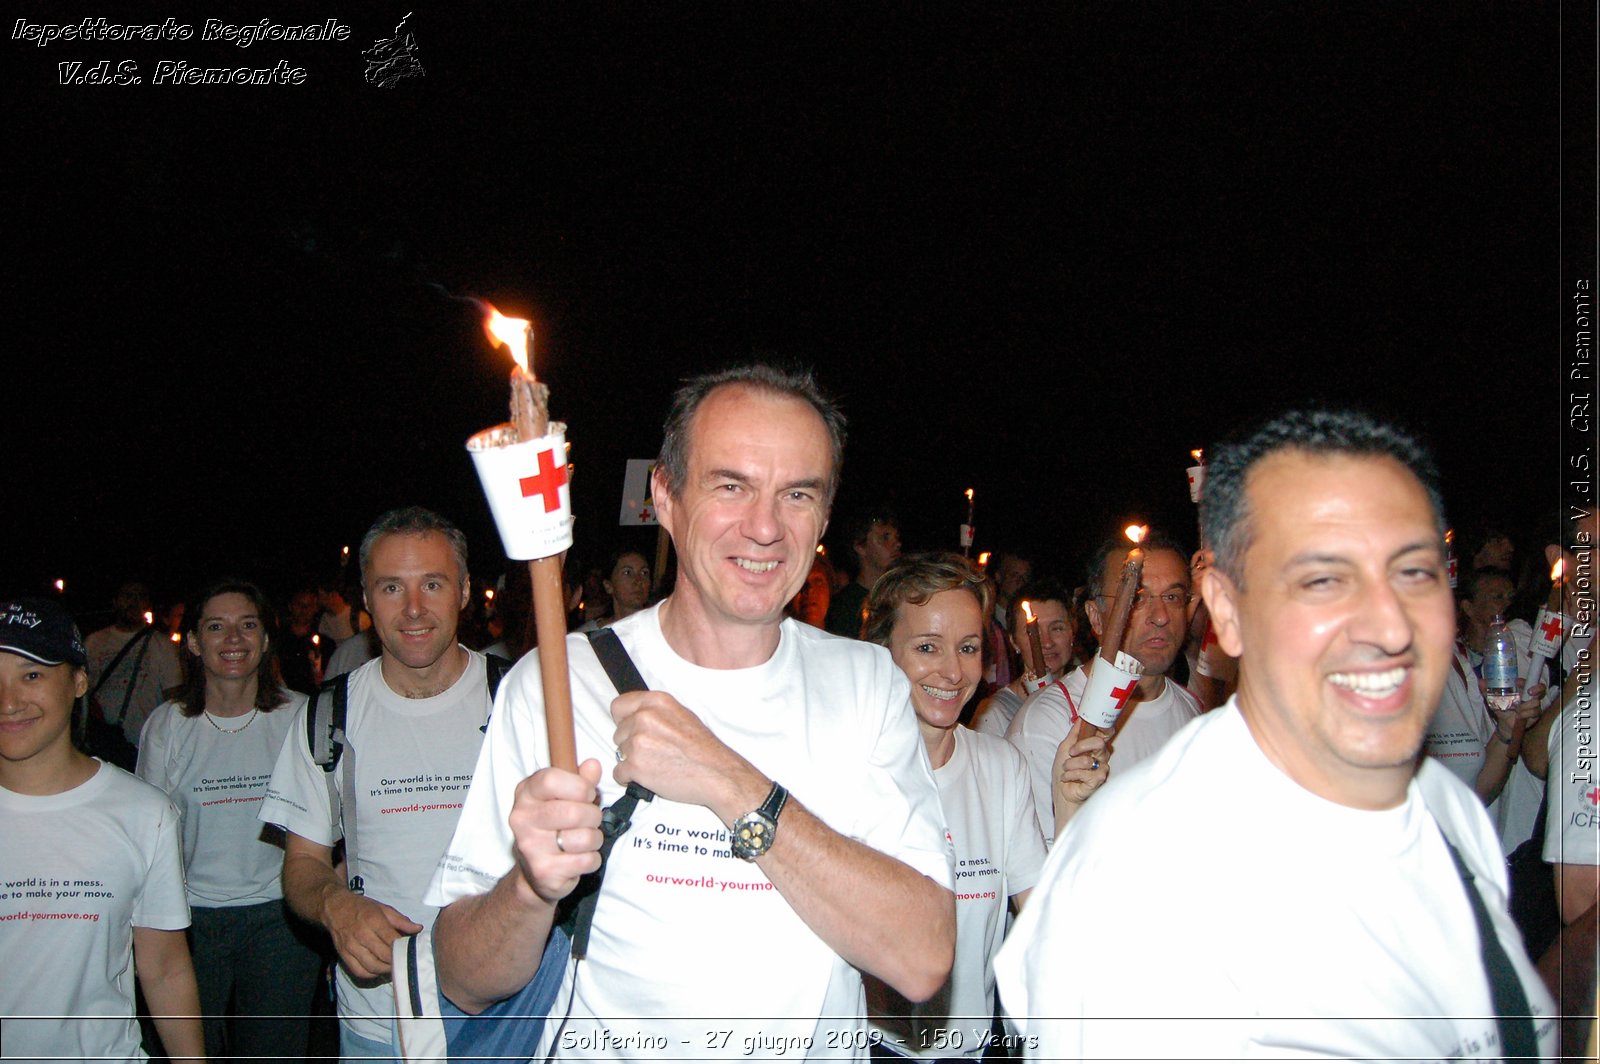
1125, 524, 1148, 545
965, 488, 974, 502
1552, 558, 1565, 582
977, 551, 991, 567
815, 544, 825, 554
1021, 600, 1035, 623
1190, 449, 1204, 463
142, 611, 154, 626
342, 545, 350, 558
483, 305, 533, 373
53, 579, 64, 592
1444, 528, 1455, 546
485, 588, 496, 601
170, 631, 182, 644
312, 634, 321, 647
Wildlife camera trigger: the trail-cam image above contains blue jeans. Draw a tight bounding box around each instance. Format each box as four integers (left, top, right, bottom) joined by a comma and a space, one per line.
190, 900, 322, 1062
340, 1020, 402, 1063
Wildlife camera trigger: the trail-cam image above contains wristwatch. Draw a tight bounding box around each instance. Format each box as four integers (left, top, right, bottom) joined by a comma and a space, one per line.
729, 781, 788, 861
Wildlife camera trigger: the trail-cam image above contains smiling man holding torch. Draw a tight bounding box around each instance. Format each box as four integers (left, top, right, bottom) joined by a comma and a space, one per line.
429, 364, 954, 1059
996, 409, 1556, 1059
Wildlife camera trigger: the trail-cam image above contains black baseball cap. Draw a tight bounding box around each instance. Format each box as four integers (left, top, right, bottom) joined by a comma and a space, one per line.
0, 598, 88, 667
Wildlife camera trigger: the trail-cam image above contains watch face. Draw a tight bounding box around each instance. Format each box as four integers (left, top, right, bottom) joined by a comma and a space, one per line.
732, 812, 775, 859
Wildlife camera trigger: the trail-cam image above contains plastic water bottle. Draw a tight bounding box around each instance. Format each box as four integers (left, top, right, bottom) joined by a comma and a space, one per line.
1483, 615, 1519, 713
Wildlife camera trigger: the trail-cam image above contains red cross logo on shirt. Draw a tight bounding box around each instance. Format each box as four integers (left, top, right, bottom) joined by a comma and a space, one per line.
1109, 680, 1137, 710
1541, 614, 1565, 642
518, 449, 568, 514
1201, 625, 1219, 652
1585, 786, 1600, 806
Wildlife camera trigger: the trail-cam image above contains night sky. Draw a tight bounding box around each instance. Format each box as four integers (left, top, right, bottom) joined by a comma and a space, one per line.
5, 3, 1587, 616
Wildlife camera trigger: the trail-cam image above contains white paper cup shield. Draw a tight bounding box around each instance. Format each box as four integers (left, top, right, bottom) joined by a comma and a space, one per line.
1530, 608, 1571, 658
1078, 652, 1143, 730
467, 423, 575, 561
1187, 465, 1206, 503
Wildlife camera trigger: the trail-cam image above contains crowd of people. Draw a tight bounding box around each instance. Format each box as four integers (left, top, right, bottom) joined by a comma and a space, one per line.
1, 364, 1594, 1062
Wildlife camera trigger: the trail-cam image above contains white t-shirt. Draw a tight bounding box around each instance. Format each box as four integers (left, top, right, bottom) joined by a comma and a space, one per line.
85, 626, 184, 746
970, 688, 1022, 739
1004, 664, 1199, 845
0, 762, 190, 1064
994, 700, 1558, 1061
1423, 646, 1494, 792
137, 693, 308, 907
323, 629, 379, 681
259, 652, 491, 1043
1543, 672, 1599, 870
870, 727, 1045, 1059
429, 604, 954, 1060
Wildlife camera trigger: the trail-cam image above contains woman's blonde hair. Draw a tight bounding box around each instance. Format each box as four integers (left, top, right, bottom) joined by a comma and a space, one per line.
863, 551, 991, 647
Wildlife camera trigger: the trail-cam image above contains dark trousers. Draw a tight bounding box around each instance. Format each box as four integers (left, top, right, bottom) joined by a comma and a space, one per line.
191, 899, 323, 1063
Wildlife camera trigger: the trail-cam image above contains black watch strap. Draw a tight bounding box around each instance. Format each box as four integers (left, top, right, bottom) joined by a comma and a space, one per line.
757, 781, 789, 822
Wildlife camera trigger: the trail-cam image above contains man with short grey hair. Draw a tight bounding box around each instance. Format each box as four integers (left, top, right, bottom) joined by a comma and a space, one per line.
261, 505, 495, 1063
430, 365, 954, 1060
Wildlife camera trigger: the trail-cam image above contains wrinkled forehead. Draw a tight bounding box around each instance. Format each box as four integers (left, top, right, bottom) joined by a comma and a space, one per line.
685, 385, 835, 481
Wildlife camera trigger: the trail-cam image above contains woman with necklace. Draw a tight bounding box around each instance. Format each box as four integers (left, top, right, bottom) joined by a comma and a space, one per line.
137, 579, 321, 1063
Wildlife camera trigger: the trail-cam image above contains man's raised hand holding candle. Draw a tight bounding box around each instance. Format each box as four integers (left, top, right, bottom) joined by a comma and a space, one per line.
428, 366, 955, 1059
1004, 528, 1203, 845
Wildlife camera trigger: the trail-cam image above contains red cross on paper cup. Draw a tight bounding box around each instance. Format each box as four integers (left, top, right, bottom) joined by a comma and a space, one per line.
467, 422, 576, 560
1532, 608, 1569, 657
1078, 653, 1144, 730
518, 447, 569, 514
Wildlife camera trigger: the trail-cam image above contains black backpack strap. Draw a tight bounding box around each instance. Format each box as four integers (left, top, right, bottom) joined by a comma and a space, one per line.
308, 673, 352, 771
484, 653, 513, 699
586, 629, 648, 698
481, 653, 513, 734
559, 629, 655, 959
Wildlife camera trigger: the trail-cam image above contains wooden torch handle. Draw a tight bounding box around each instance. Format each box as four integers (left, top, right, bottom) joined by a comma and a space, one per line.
529, 555, 577, 772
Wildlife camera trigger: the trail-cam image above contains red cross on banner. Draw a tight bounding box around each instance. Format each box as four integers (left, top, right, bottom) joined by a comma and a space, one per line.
1586, 786, 1600, 806
1201, 625, 1219, 652
518, 449, 568, 514
1109, 680, 1136, 710
1541, 613, 1565, 642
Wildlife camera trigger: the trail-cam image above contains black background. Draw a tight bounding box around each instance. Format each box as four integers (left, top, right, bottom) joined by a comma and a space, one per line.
3, 3, 1577, 615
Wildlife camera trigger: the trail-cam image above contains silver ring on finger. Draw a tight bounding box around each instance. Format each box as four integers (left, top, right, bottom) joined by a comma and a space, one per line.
615, 748, 625, 762
555, 830, 566, 853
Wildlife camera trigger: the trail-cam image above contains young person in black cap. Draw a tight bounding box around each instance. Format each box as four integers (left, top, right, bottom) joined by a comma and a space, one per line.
0, 597, 205, 1063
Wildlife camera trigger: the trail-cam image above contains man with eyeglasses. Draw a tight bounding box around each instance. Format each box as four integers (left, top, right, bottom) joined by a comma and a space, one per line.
1005, 530, 1200, 844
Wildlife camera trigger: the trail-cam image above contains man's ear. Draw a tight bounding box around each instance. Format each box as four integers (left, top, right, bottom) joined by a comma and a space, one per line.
459, 576, 471, 612
651, 467, 675, 538
1200, 568, 1244, 659
1084, 596, 1105, 640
